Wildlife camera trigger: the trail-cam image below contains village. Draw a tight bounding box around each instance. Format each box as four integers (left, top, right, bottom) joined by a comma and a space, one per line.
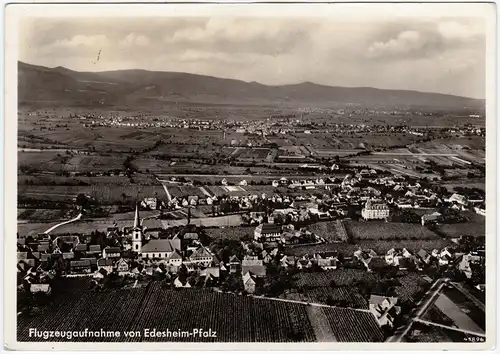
17, 164, 486, 338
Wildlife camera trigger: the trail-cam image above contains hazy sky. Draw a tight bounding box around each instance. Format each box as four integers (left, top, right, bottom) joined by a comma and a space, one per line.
19, 15, 487, 98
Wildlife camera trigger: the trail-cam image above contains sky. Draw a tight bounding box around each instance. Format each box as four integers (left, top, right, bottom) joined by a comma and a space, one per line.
19, 14, 488, 99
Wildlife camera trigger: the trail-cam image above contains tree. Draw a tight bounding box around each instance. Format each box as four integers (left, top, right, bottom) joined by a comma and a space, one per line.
75, 193, 89, 209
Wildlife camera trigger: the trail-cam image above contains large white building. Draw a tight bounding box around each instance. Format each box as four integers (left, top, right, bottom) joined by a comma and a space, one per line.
361, 199, 390, 220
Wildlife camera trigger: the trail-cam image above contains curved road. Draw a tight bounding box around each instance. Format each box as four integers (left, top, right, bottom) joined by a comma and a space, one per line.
44, 213, 83, 234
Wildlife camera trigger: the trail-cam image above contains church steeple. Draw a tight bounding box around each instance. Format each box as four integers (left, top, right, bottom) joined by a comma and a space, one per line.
134, 202, 140, 229
132, 202, 142, 253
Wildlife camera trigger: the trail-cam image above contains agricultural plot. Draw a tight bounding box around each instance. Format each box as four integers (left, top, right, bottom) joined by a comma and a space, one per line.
235, 148, 271, 160
344, 221, 440, 241
17, 221, 56, 236
63, 155, 126, 173
293, 269, 378, 289
436, 222, 485, 238
19, 283, 322, 342
205, 226, 254, 241
18, 151, 71, 172
321, 307, 384, 342
130, 284, 317, 342
286, 287, 368, 309
160, 215, 244, 228
17, 208, 70, 221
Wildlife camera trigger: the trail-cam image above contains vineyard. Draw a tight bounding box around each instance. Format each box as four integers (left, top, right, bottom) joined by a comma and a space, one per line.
286, 287, 368, 309
18, 282, 320, 342
321, 307, 384, 342
344, 221, 440, 241
291, 270, 429, 307
205, 227, 254, 241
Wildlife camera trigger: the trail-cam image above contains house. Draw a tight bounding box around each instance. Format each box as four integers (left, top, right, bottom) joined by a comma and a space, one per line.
141, 239, 181, 260
239, 180, 248, 186
361, 199, 390, 220
417, 249, 431, 264
29, 283, 51, 295
271, 180, 280, 188
87, 245, 102, 255
459, 255, 474, 278
188, 196, 199, 206
74, 244, 88, 253
447, 193, 468, 205
93, 268, 108, 280
103, 246, 121, 259
254, 224, 282, 242
174, 277, 193, 288
200, 266, 220, 279
229, 255, 241, 273
97, 258, 114, 273
421, 212, 441, 226
354, 249, 377, 269
189, 246, 214, 267
221, 178, 228, 186
166, 249, 183, 266
242, 271, 257, 294
70, 259, 92, 273
242, 257, 266, 277
115, 258, 129, 274
317, 258, 338, 270
280, 256, 296, 268
369, 295, 401, 327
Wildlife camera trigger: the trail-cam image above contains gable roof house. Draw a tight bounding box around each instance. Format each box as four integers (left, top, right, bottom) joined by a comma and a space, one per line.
241, 257, 266, 277
369, 295, 401, 328
189, 246, 214, 266
242, 271, 257, 294
103, 246, 121, 259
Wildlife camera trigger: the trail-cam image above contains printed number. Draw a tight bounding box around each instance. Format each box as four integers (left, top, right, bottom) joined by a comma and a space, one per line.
464, 336, 485, 342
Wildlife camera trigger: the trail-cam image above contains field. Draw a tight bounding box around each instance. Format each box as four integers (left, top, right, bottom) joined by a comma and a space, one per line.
62, 155, 126, 173
344, 221, 440, 241
205, 226, 255, 241
17, 208, 72, 221
291, 270, 429, 307
235, 148, 272, 160
18, 282, 320, 342
321, 307, 384, 342
19, 184, 165, 205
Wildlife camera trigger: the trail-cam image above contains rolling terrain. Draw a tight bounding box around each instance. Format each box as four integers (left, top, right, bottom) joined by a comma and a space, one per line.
18, 61, 484, 109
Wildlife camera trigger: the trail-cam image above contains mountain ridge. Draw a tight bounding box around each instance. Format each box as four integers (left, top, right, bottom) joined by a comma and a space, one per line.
18, 61, 484, 109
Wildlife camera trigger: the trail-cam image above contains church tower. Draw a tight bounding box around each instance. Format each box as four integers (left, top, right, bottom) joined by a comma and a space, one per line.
132, 202, 142, 253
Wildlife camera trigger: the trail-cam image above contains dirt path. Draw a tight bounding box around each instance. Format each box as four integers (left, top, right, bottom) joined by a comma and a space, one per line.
44, 213, 82, 234
307, 306, 337, 342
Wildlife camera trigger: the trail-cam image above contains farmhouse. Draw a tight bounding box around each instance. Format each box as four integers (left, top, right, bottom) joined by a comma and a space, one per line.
189, 246, 214, 267
254, 223, 282, 242
421, 212, 442, 226
361, 199, 390, 220
103, 246, 121, 259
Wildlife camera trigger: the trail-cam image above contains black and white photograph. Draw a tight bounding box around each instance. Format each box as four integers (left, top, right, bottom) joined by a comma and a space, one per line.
4, 2, 496, 350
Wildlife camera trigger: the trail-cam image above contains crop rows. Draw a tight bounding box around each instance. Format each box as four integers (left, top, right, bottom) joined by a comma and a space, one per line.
303, 287, 368, 309
293, 269, 378, 288
345, 221, 440, 240
321, 307, 384, 342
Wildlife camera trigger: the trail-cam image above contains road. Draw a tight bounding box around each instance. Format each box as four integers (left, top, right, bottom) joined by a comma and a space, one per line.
44, 213, 82, 234
414, 319, 485, 338
156, 177, 172, 202
387, 277, 449, 342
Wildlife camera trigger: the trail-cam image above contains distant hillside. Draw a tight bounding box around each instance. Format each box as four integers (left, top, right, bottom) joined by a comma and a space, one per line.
18, 61, 484, 109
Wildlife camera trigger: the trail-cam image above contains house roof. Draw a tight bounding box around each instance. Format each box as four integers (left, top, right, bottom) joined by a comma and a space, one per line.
141, 239, 177, 253
167, 249, 183, 260
369, 295, 398, 306
88, 245, 102, 253
75, 244, 87, 251
258, 223, 282, 234
104, 246, 121, 253
242, 271, 256, 284
190, 246, 213, 259
229, 255, 241, 263
70, 260, 92, 267
184, 232, 199, 240
97, 258, 114, 266
242, 265, 266, 277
